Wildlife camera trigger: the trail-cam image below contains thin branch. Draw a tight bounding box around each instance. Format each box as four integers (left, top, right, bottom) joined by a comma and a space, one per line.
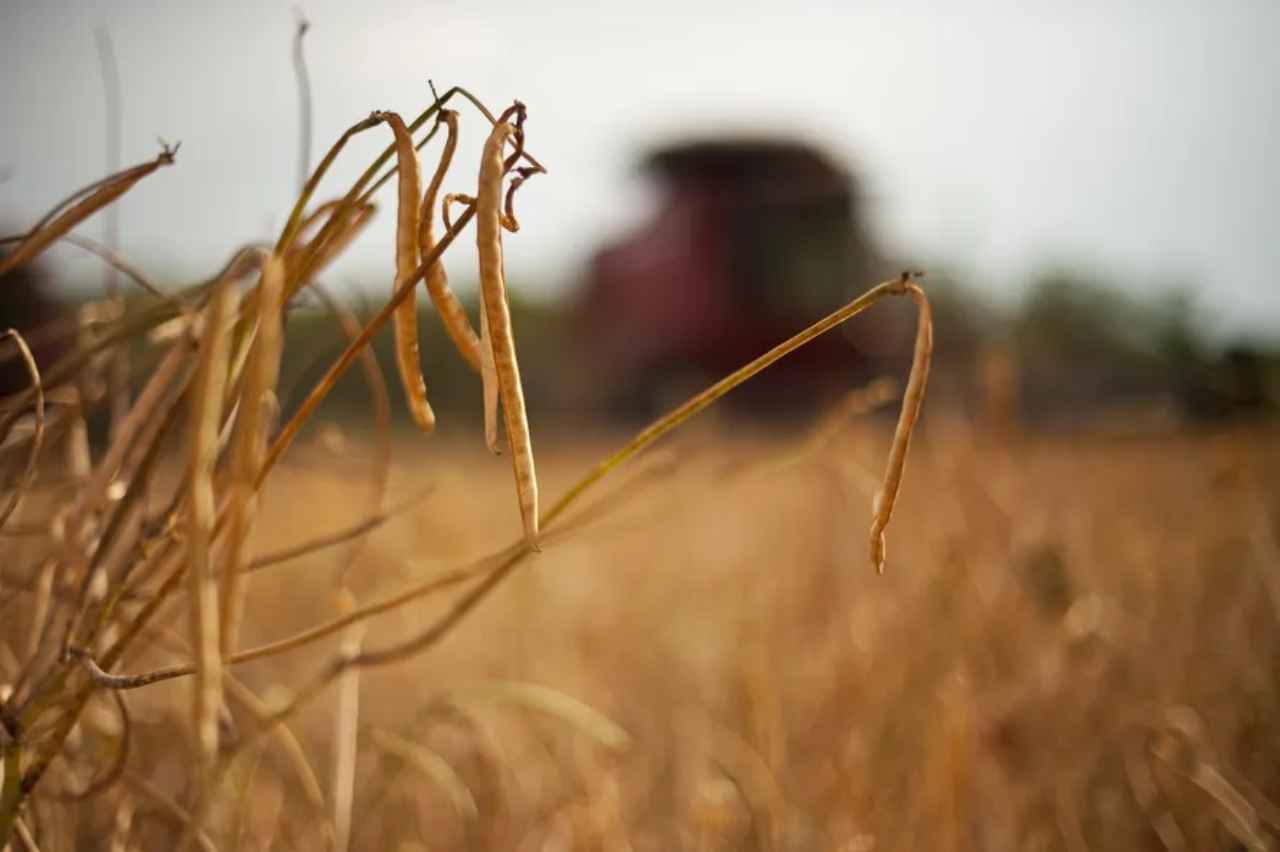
69, 647, 189, 691
538, 275, 924, 533
66, 547, 503, 690
246, 486, 433, 574
0, 145, 178, 277
59, 233, 183, 306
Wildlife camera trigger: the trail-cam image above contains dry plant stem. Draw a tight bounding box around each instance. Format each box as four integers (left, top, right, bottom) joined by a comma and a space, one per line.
97, 541, 187, 682
531, 450, 682, 544
0, 251, 242, 436
232, 550, 507, 666
420, 111, 483, 372
331, 617, 364, 852
0, 331, 44, 534
0, 148, 176, 277
289, 198, 375, 279
294, 199, 347, 244
8, 382, 188, 812
477, 119, 540, 545
12, 572, 162, 811
58, 233, 183, 306
70, 647, 189, 690
101, 619, 332, 841
235, 546, 527, 756
274, 114, 382, 256
79, 363, 191, 635
11, 817, 39, 852
377, 111, 435, 432
0, 171, 130, 244
280, 192, 372, 304
245, 487, 432, 573
868, 280, 932, 574
541, 276, 928, 532
105, 625, 333, 846
9, 378, 180, 722
744, 377, 900, 483
78, 333, 196, 516
296, 202, 377, 287
259, 204, 477, 485
187, 278, 239, 778
220, 254, 286, 654
70, 548, 509, 690
59, 403, 173, 660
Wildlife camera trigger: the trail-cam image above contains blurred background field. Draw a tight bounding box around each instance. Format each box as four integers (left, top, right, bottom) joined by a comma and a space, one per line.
3, 1, 1280, 849
7, 420, 1278, 849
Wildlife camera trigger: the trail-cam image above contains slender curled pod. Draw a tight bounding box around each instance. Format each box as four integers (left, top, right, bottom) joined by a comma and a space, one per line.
868, 277, 933, 573
503, 167, 541, 233
440, 188, 516, 450
441, 193, 476, 233
419, 110, 483, 373
478, 285, 500, 453
445, 192, 500, 451
376, 110, 435, 433
477, 115, 539, 546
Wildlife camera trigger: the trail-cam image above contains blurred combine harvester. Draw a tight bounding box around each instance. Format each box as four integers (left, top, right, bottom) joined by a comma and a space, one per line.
577, 138, 894, 420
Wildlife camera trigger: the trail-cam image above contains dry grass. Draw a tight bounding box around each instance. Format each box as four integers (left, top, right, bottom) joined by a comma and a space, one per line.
0, 66, 1276, 852
7, 422, 1276, 850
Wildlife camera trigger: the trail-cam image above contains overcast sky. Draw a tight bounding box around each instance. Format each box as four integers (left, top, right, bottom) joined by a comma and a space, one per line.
2, 0, 1277, 338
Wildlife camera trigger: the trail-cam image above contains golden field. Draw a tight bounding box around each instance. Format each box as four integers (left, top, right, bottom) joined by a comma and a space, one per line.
1, 67, 1276, 852
7, 416, 1275, 851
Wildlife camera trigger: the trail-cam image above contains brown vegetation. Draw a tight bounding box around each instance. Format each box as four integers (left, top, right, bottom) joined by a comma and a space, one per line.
0, 78, 948, 850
